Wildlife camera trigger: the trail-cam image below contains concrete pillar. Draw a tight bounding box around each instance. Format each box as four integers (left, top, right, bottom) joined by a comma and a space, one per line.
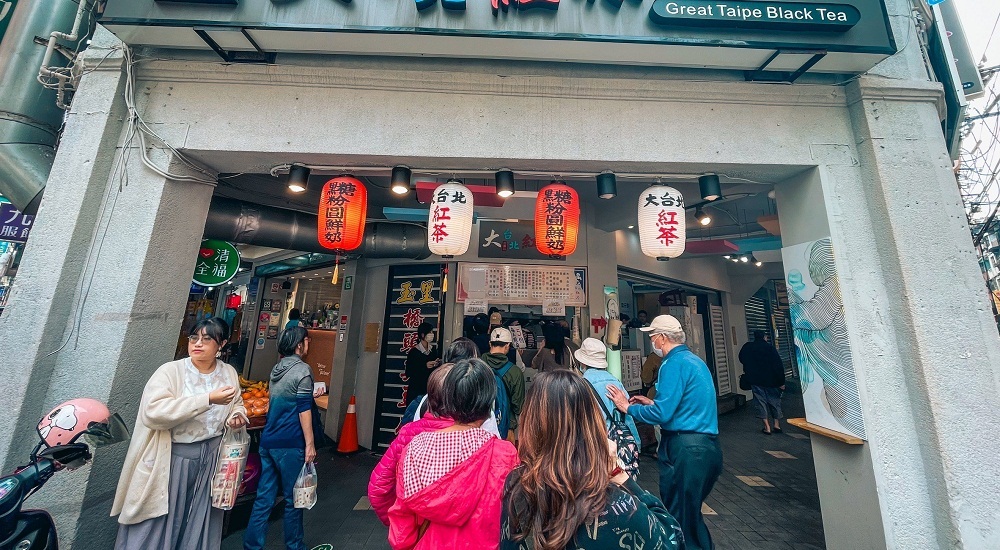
0, 31, 218, 548
843, 74, 1000, 548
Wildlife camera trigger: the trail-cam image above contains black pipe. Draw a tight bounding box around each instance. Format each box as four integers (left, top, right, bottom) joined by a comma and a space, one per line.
203, 196, 431, 259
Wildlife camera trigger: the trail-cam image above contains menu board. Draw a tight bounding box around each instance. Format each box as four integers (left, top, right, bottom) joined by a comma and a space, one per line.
457, 263, 586, 306
371, 264, 444, 450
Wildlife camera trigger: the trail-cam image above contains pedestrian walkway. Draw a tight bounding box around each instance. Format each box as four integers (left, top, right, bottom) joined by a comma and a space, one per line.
222, 388, 824, 549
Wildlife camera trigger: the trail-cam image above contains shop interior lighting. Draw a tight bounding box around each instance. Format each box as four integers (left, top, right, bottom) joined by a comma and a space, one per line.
391, 165, 412, 195
739, 254, 750, 263
596, 171, 617, 199
699, 174, 722, 202
628, 225, 635, 229
695, 207, 712, 226
287, 165, 310, 193
495, 169, 515, 198
751, 253, 762, 267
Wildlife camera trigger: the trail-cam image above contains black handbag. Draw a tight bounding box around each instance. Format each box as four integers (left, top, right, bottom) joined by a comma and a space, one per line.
587, 383, 640, 478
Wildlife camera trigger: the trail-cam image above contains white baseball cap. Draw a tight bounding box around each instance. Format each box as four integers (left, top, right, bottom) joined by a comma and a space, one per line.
490, 327, 513, 343
639, 315, 683, 335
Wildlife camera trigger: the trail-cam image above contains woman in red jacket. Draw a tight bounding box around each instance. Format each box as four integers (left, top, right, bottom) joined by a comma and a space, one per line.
388, 358, 519, 550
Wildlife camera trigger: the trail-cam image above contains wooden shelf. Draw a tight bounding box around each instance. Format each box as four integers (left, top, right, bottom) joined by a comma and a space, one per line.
786, 418, 864, 445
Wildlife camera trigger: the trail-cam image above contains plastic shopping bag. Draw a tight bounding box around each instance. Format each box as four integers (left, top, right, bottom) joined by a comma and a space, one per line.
293, 461, 317, 510
211, 426, 249, 510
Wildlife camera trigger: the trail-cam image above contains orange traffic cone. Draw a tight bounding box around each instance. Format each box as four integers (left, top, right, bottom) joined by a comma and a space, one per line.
336, 395, 360, 454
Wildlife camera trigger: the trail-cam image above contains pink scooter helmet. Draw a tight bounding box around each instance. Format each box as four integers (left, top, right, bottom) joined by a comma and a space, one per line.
36, 398, 125, 448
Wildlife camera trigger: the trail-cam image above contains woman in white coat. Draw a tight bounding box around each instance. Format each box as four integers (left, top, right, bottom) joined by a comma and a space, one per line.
112, 317, 248, 550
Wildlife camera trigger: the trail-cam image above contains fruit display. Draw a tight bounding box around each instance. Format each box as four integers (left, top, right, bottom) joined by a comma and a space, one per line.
239, 376, 270, 418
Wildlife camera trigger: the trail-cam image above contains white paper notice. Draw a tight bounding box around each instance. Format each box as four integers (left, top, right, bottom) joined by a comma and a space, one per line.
542, 299, 565, 316
464, 299, 488, 316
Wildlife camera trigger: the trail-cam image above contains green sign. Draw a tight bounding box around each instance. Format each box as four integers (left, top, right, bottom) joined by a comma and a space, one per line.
192, 239, 240, 287
0, 0, 17, 45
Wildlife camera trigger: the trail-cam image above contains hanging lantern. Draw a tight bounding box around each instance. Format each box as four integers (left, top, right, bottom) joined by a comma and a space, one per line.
535, 182, 580, 257
427, 180, 475, 257
317, 176, 367, 251
638, 185, 686, 260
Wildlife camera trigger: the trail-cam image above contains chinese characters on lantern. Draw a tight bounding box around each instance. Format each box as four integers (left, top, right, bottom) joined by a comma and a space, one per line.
534, 182, 580, 257
318, 176, 367, 251
638, 185, 686, 259
427, 181, 474, 257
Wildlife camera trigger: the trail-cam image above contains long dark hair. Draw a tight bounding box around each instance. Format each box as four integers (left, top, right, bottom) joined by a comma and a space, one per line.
542, 323, 566, 364
507, 370, 613, 550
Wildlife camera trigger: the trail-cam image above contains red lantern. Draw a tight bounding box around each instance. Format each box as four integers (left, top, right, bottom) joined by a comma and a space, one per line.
534, 182, 580, 257
318, 176, 367, 251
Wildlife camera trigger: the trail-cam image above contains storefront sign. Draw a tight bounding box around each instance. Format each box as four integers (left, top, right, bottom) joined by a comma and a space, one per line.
103, 0, 896, 75
542, 298, 566, 316
535, 182, 580, 257
478, 221, 564, 261
344, 275, 353, 290
428, 181, 475, 257
604, 285, 620, 320
464, 298, 488, 316
638, 185, 686, 260
650, 1, 861, 31
0, 0, 18, 45
0, 203, 32, 244
621, 350, 643, 391
192, 239, 241, 287
373, 265, 445, 450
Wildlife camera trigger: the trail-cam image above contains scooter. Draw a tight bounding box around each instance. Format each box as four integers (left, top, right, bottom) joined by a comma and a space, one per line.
0, 399, 129, 550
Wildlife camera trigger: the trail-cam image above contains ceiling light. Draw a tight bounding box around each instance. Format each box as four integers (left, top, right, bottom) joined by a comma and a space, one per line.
750, 252, 762, 267
699, 174, 722, 202
287, 165, 310, 193
627, 225, 635, 229
495, 169, 515, 198
695, 207, 712, 226
740, 254, 750, 263
391, 165, 411, 195
723, 255, 731, 260
596, 170, 617, 199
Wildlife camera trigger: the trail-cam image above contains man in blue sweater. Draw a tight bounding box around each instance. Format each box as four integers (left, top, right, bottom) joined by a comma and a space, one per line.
607, 314, 723, 550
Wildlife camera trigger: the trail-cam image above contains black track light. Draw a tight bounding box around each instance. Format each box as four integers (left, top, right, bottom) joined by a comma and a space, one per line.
495, 169, 515, 198
391, 165, 412, 195
750, 253, 762, 267
695, 207, 712, 226
699, 173, 722, 202
596, 171, 617, 199
287, 165, 310, 193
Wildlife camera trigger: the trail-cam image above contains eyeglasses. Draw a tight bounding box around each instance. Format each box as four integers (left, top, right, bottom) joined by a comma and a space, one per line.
187, 335, 217, 344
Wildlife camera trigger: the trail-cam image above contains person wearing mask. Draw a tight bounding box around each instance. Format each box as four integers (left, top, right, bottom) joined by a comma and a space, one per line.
607, 315, 722, 550
576, 338, 640, 444
369, 363, 456, 526
532, 323, 574, 372
501, 370, 683, 550
739, 330, 787, 434
388, 359, 520, 550
482, 327, 525, 441
244, 326, 316, 550
404, 322, 441, 405
113, 318, 248, 550
285, 308, 303, 330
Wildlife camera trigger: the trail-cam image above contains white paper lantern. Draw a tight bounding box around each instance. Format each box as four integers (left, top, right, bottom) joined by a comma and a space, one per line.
428, 181, 474, 257
638, 185, 686, 259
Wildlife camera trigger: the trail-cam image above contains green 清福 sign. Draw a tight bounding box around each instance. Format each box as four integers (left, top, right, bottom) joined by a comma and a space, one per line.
192, 239, 241, 287
0, 0, 18, 45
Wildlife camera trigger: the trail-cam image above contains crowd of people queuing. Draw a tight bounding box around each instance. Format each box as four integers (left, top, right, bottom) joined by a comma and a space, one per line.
369, 312, 723, 550
109, 312, 722, 550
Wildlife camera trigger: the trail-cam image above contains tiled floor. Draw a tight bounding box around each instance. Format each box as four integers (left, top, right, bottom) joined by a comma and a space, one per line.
222, 384, 825, 549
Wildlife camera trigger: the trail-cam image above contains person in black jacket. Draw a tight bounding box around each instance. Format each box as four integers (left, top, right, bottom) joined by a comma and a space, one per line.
501, 370, 683, 550
404, 322, 441, 405
739, 330, 787, 434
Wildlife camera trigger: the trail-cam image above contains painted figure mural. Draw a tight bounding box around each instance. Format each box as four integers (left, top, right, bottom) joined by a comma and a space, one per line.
783, 237, 866, 439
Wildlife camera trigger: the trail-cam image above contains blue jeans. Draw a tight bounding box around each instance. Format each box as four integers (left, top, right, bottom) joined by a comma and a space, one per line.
243, 447, 306, 550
